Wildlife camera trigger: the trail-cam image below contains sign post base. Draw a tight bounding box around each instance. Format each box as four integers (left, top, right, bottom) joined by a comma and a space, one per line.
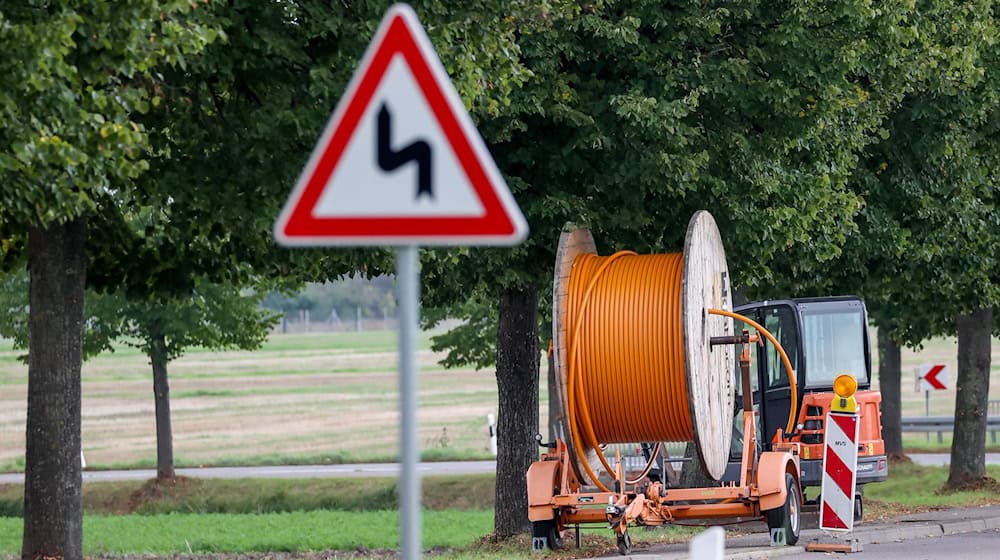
806, 537, 863, 553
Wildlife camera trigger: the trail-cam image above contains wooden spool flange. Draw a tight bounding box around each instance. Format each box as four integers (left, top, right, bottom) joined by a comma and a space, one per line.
682, 211, 736, 479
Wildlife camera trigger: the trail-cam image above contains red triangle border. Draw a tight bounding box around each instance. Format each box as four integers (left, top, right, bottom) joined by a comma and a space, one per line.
276, 7, 524, 245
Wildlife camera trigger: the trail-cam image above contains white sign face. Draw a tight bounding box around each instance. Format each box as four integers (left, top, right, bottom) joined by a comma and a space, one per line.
312, 55, 485, 219
273, 4, 527, 246
915, 364, 949, 391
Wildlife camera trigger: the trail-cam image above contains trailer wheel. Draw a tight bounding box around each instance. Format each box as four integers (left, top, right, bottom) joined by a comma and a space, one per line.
616, 530, 632, 555
531, 520, 562, 550
853, 494, 863, 524
765, 473, 801, 545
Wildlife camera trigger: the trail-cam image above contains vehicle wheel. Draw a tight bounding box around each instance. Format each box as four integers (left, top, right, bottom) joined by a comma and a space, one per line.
616, 530, 632, 555
853, 494, 863, 524
531, 519, 562, 550
765, 473, 801, 546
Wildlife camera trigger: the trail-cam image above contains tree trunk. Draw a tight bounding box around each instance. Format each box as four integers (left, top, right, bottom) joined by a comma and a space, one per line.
22, 217, 87, 560
679, 442, 713, 488
149, 329, 175, 481
946, 308, 993, 489
877, 327, 904, 458
494, 286, 539, 539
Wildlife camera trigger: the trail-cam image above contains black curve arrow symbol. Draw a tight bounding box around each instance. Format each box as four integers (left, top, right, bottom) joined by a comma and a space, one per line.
376, 103, 432, 199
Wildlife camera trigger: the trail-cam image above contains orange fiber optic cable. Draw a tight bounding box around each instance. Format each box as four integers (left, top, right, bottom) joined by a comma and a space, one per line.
564, 252, 797, 492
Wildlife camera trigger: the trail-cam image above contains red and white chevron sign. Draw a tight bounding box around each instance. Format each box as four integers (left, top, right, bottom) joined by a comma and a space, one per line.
917, 364, 949, 391
819, 411, 860, 532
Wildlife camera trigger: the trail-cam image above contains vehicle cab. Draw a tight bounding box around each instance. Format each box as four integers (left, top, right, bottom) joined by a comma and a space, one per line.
723, 297, 888, 513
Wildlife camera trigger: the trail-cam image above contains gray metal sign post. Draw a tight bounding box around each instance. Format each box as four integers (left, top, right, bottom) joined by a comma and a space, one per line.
397, 245, 421, 559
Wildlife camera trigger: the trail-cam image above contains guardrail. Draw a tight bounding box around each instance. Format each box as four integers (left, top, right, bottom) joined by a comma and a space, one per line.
605, 407, 1000, 464
901, 413, 1000, 443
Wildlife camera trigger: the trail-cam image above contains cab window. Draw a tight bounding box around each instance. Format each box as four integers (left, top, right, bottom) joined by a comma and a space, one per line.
802, 308, 868, 386
762, 306, 799, 390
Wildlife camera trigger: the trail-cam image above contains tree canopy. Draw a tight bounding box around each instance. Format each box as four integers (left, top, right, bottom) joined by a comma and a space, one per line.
423, 0, 943, 362
0, 1, 220, 268
806, 0, 999, 344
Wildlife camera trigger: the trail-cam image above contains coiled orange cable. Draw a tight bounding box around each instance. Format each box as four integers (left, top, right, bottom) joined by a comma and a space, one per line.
567, 251, 692, 491
565, 252, 798, 492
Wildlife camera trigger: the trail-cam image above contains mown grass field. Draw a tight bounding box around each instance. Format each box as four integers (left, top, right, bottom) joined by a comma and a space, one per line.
1, 330, 541, 470
2, 329, 998, 471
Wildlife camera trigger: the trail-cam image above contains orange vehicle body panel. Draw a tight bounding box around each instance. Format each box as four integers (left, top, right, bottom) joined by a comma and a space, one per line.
788, 390, 884, 461
757, 451, 795, 511
527, 459, 560, 521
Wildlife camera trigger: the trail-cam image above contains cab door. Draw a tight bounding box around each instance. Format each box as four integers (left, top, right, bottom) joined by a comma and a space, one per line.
756, 304, 803, 445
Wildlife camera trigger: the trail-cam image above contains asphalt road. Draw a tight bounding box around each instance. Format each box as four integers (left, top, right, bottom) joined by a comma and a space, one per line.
627, 504, 1000, 559
0, 453, 997, 484
781, 529, 1000, 559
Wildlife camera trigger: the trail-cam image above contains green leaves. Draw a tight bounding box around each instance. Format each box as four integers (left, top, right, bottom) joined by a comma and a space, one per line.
5, 0, 995, 361
0, 0, 221, 247
419, 0, 1000, 365
824, 0, 1000, 345
423, 295, 499, 371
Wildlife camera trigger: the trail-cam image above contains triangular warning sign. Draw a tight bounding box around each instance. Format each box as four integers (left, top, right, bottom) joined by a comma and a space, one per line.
274, 4, 527, 247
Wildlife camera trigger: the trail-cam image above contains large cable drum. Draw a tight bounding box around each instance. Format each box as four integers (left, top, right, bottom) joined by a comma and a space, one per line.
551, 211, 736, 482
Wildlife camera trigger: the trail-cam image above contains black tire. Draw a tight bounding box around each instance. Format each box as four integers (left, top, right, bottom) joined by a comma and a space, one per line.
616, 530, 632, 555
531, 519, 562, 550
765, 473, 801, 546
853, 493, 864, 524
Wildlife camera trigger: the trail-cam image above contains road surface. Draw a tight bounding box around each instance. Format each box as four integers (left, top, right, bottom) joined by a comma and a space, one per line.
627, 504, 1000, 558
0, 453, 996, 484
780, 529, 1000, 559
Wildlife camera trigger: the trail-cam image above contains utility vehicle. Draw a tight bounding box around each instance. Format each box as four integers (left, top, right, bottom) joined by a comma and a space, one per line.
722, 296, 888, 522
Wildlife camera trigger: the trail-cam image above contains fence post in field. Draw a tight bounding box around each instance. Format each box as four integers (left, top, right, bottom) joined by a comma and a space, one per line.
488, 414, 497, 456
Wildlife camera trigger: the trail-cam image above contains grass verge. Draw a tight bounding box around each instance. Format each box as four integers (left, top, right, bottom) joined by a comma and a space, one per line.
1, 462, 999, 557
0, 457, 23, 474
0, 514, 701, 558
864, 461, 1000, 510
0, 474, 495, 517
0, 510, 492, 554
